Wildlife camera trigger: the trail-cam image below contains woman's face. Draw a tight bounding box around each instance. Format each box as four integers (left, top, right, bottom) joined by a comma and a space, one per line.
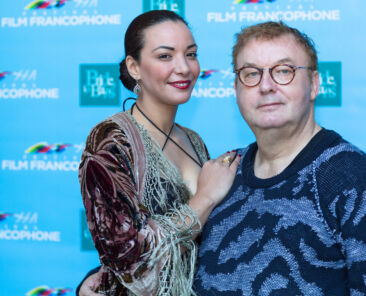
133, 20, 200, 107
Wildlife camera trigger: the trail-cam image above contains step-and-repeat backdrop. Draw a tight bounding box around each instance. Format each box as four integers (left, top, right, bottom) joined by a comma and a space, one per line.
1, 0, 365, 295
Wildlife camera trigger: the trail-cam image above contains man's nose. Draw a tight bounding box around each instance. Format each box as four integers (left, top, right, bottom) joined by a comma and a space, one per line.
259, 69, 277, 93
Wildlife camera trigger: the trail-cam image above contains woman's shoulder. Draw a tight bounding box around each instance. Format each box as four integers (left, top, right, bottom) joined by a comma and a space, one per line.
84, 112, 136, 152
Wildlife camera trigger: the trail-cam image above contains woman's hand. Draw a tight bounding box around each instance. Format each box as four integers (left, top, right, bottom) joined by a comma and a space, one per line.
197, 151, 241, 206
78, 269, 103, 296
189, 151, 241, 228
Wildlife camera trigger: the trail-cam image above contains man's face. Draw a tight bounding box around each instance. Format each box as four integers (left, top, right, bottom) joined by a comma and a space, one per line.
234, 34, 319, 134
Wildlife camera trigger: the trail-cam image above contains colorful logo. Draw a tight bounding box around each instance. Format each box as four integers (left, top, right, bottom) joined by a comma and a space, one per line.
79, 64, 121, 107
0, 211, 62, 242
316, 61, 342, 107
1, 0, 120, 28
143, 0, 185, 18
193, 68, 235, 99
25, 0, 69, 10
0, 72, 11, 80
26, 286, 72, 296
0, 212, 12, 222
233, 0, 276, 3
25, 143, 72, 154
2, 142, 83, 172
200, 69, 218, 79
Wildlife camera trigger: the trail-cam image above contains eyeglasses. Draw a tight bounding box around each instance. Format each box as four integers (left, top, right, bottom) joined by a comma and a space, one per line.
234, 64, 314, 87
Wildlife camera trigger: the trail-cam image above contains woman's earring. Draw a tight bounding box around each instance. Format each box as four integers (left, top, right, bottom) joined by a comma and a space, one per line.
133, 80, 141, 95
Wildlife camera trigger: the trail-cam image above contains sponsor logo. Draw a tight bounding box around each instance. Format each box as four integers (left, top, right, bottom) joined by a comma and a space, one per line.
80, 64, 120, 106
0, 69, 59, 100
26, 142, 72, 154
0, 212, 12, 221
25, 0, 69, 10
1, 0, 121, 28
143, 0, 185, 17
26, 286, 72, 296
0, 71, 11, 80
193, 68, 235, 99
316, 61, 342, 106
200, 69, 218, 79
207, 0, 340, 23
81, 210, 96, 251
1, 142, 83, 172
0, 211, 62, 242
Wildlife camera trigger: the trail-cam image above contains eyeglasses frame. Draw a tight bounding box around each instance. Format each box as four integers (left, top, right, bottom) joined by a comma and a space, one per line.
234, 63, 314, 87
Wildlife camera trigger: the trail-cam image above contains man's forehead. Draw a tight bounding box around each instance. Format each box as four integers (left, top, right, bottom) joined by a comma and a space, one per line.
238, 35, 306, 63
245, 34, 298, 49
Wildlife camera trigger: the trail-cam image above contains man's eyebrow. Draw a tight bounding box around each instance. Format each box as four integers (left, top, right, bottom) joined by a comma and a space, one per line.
238, 57, 295, 68
240, 62, 257, 67
152, 43, 197, 52
276, 57, 295, 64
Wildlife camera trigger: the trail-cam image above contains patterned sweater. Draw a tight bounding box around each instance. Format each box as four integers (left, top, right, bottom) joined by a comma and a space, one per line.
194, 129, 366, 296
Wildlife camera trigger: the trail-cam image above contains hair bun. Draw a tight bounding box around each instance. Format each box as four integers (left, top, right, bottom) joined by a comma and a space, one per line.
119, 59, 135, 91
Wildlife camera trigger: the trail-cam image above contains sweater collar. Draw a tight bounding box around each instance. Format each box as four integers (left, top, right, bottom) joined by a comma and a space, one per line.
241, 128, 342, 188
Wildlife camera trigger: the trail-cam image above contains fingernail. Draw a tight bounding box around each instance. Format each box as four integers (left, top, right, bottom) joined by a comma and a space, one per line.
226, 151, 230, 153
238, 154, 242, 157
231, 149, 236, 152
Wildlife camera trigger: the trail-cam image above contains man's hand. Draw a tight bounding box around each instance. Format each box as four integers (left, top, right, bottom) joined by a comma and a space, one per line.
78, 269, 103, 296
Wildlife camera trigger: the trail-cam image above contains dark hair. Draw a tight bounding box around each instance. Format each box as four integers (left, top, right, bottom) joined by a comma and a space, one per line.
119, 10, 188, 91
232, 21, 318, 72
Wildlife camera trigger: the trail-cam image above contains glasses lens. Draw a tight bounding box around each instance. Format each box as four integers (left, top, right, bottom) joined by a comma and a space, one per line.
240, 67, 261, 86
272, 65, 295, 85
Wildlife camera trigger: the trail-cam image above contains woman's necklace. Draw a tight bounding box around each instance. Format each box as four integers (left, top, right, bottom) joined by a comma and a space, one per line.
131, 102, 202, 168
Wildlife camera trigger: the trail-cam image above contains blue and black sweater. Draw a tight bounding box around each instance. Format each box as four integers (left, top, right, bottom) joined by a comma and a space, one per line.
195, 129, 366, 295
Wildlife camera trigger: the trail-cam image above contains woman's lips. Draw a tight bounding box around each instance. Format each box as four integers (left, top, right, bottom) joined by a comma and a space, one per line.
168, 80, 191, 89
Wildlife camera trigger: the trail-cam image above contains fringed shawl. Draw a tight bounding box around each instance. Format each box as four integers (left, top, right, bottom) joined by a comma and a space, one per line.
79, 112, 208, 296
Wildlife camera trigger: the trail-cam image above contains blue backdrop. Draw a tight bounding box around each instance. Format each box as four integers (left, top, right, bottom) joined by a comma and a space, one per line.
1, 0, 365, 295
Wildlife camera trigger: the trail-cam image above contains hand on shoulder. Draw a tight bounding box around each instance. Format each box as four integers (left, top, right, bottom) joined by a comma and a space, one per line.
196, 150, 241, 207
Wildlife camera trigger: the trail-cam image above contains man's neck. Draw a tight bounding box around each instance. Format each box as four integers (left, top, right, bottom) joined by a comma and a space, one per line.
253, 122, 321, 179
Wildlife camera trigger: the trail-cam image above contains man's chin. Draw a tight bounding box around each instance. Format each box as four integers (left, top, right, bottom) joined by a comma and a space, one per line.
252, 119, 288, 131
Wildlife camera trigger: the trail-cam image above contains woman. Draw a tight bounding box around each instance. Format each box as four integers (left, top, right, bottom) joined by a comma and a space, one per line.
78, 10, 240, 296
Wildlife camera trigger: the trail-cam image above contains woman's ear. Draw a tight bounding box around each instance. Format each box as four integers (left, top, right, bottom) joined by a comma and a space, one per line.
125, 55, 140, 80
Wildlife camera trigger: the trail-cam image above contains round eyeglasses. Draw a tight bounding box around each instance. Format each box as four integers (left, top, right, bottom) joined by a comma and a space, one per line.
234, 64, 314, 87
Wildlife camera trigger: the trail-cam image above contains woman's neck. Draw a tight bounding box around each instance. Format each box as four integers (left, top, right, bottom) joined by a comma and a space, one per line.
133, 97, 178, 135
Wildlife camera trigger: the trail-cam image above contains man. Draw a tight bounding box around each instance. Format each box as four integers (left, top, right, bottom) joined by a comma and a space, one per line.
194, 21, 366, 295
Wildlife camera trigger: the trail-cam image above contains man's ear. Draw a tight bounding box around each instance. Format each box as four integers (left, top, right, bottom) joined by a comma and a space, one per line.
234, 75, 238, 92
125, 55, 140, 80
310, 70, 319, 102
